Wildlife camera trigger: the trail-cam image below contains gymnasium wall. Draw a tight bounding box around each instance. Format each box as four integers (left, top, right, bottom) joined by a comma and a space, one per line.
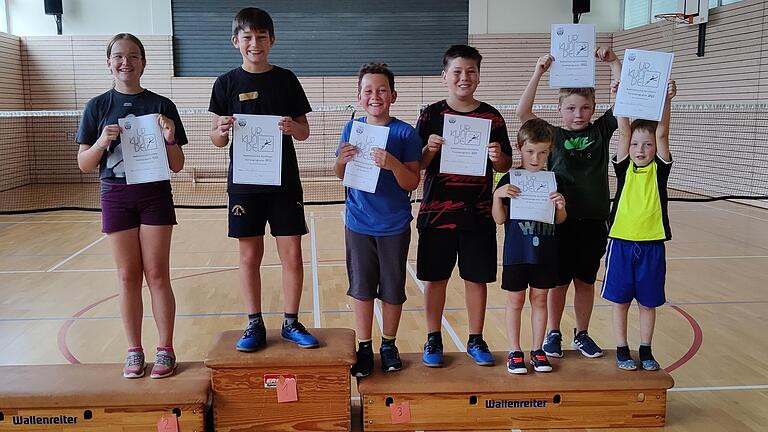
0, 31, 29, 193
612, 0, 768, 103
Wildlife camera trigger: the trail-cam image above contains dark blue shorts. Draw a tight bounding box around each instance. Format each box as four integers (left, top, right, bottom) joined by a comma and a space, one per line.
601, 238, 666, 308
100, 181, 177, 234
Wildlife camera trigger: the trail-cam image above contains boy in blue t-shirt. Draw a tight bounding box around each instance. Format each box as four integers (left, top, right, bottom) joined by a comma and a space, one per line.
492, 119, 567, 374
209, 8, 318, 352
602, 80, 677, 371
335, 63, 421, 377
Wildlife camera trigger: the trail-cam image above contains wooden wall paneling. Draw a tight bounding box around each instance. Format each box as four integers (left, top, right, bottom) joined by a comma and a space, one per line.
0, 33, 25, 110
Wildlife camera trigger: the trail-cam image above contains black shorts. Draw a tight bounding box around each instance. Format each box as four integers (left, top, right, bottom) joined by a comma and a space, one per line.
227, 192, 308, 238
501, 263, 558, 292
416, 228, 497, 283
100, 181, 176, 234
556, 218, 608, 285
345, 227, 410, 305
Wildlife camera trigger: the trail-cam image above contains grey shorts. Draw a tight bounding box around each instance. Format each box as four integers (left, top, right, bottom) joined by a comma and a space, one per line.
345, 226, 410, 305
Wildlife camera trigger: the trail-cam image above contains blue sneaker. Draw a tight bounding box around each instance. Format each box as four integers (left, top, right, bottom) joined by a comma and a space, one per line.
236, 319, 266, 352
422, 337, 444, 367
543, 330, 563, 358
641, 358, 660, 371
617, 358, 638, 371
281, 321, 319, 348
466, 338, 495, 366
571, 329, 603, 358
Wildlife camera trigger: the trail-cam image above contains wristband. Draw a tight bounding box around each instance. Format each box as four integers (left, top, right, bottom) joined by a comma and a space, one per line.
165, 139, 177, 146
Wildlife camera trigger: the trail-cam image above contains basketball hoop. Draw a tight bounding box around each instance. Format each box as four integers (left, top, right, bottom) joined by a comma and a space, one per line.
654, 13, 694, 25
654, 13, 692, 51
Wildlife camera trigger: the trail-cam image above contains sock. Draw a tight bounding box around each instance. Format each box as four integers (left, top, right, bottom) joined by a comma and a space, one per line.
358, 339, 373, 351
639, 344, 653, 361
468, 333, 483, 344
617, 345, 631, 361
157, 346, 174, 354
549, 329, 561, 335
427, 331, 443, 346
283, 313, 298, 326
382, 335, 396, 346
248, 313, 263, 324
128, 346, 143, 353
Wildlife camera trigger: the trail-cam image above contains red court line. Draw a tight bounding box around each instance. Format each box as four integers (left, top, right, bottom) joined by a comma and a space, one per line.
665, 305, 704, 373
57, 268, 235, 364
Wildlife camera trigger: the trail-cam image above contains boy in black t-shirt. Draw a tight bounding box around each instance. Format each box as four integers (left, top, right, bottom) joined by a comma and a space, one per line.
417, 44, 513, 368
492, 119, 566, 375
516, 48, 621, 359
208, 7, 318, 352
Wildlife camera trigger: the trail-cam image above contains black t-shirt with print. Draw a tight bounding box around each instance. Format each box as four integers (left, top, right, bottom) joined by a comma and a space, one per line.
416, 100, 512, 232
209, 66, 312, 195
76, 89, 188, 184
547, 109, 618, 220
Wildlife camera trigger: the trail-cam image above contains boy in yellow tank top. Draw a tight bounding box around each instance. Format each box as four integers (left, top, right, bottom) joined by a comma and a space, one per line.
601, 80, 676, 371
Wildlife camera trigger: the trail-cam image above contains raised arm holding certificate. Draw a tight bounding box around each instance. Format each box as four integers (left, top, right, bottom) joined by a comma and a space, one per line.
549, 24, 595, 88
118, 114, 170, 185
342, 121, 390, 193
614, 49, 674, 121
231, 114, 283, 185
439, 114, 491, 176
508, 169, 557, 224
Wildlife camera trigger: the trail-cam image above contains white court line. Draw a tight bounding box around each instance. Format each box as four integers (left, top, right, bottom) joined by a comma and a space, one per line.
46, 234, 107, 272
406, 263, 466, 352
373, 300, 384, 333
670, 384, 768, 392
309, 212, 322, 328
702, 203, 768, 223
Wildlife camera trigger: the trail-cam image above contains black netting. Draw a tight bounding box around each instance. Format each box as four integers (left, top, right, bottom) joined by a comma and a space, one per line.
1, 104, 766, 214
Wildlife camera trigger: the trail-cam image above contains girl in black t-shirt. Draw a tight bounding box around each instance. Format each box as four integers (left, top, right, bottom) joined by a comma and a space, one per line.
75, 33, 186, 379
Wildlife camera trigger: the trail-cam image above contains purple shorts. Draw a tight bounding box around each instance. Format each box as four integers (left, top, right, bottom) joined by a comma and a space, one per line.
100, 181, 177, 233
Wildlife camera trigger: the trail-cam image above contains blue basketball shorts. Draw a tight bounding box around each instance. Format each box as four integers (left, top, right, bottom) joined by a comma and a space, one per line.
601, 238, 666, 308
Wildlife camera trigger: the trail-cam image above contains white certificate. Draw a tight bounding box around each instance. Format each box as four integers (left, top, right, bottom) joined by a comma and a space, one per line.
440, 114, 490, 176
118, 114, 170, 185
342, 121, 389, 193
614, 49, 674, 121
550, 24, 595, 88
508, 170, 557, 224
231, 114, 282, 185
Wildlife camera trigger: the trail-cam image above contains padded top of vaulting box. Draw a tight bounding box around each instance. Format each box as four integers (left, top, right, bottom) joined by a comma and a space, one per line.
205, 328, 356, 369
358, 351, 674, 394
0, 362, 210, 409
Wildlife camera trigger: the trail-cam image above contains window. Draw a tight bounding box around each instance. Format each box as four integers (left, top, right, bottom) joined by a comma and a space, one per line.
0, 0, 8, 33
624, 0, 744, 29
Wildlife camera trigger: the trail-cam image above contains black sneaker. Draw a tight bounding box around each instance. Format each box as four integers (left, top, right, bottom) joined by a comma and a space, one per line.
380, 343, 403, 372
530, 349, 553, 372
571, 329, 603, 358
506, 351, 527, 374
543, 330, 563, 358
351, 346, 374, 378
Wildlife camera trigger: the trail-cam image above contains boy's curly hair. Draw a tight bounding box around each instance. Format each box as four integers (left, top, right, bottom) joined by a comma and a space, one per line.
517, 118, 554, 149
232, 7, 274, 38
558, 88, 595, 106
357, 63, 395, 93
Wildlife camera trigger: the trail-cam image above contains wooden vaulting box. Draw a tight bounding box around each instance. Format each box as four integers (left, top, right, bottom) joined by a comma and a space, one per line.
205, 328, 356, 431
358, 351, 674, 431
0, 362, 211, 431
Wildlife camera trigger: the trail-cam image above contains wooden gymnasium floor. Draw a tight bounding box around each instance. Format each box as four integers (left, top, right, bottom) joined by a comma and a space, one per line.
1, 200, 767, 431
